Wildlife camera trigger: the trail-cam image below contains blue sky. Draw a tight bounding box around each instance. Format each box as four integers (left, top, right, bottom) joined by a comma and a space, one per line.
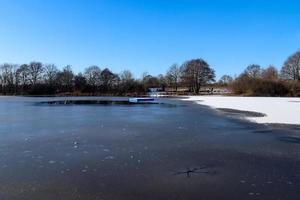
0, 0, 299, 79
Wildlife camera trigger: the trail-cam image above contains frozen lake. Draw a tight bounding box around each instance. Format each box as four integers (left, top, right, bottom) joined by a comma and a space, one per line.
0, 97, 299, 200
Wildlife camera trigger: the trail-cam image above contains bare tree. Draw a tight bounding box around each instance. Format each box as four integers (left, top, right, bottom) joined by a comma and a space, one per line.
142, 74, 160, 90
28, 61, 44, 86
44, 64, 59, 86
166, 63, 181, 92
0, 73, 2, 88
180, 59, 215, 94
262, 65, 278, 80
244, 64, 262, 78
17, 64, 29, 85
74, 73, 87, 91
100, 68, 119, 91
120, 70, 134, 83
57, 65, 74, 92
0, 64, 15, 86
158, 74, 167, 91
141, 72, 149, 82
15, 64, 30, 93
120, 70, 135, 94
0, 63, 19, 93
281, 51, 300, 80
218, 75, 233, 85
84, 65, 102, 87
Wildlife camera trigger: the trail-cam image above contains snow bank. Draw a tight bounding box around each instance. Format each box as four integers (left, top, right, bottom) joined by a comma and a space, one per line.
182, 96, 300, 125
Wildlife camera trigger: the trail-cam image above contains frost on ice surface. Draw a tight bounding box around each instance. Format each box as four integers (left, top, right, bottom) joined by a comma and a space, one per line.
105, 156, 115, 160
48, 160, 56, 164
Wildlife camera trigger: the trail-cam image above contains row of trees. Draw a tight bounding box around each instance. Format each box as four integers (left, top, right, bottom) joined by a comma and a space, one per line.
0, 59, 215, 95
223, 51, 300, 96
1, 51, 299, 96
165, 59, 215, 93
0, 62, 140, 95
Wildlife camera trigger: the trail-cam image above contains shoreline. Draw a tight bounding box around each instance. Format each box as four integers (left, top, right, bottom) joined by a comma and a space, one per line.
217, 107, 300, 128
2, 94, 300, 126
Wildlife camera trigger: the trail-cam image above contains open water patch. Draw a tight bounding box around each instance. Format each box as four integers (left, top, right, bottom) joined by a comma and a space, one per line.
35, 99, 178, 107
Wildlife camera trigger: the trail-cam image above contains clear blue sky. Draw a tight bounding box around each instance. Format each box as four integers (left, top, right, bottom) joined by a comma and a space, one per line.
0, 0, 299, 79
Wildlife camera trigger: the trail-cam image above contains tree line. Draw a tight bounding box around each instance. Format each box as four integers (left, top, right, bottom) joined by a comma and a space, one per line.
0, 58, 215, 96
219, 51, 300, 97
1, 51, 299, 96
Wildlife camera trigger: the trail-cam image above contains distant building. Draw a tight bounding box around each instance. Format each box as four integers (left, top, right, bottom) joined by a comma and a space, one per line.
147, 88, 166, 97
200, 87, 232, 95
148, 88, 162, 93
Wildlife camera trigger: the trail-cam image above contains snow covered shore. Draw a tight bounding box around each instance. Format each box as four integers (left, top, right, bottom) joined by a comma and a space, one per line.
183, 96, 300, 125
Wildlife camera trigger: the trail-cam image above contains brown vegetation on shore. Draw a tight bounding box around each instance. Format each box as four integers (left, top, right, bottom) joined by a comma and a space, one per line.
229, 51, 300, 97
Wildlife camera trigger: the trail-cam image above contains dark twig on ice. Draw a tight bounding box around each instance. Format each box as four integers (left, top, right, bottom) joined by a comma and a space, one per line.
173, 166, 209, 177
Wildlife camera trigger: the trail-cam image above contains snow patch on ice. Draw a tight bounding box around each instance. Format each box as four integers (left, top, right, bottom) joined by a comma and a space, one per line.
182, 96, 300, 125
